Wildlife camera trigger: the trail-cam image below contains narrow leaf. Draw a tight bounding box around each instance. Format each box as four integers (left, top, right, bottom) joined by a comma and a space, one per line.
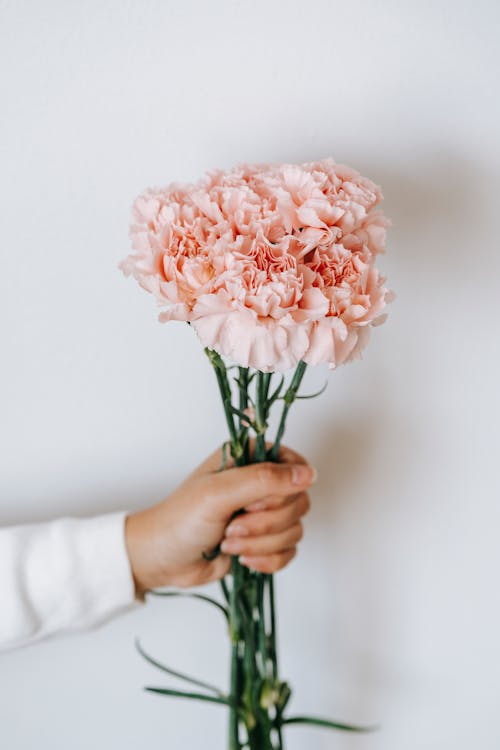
282, 715, 377, 733
220, 577, 230, 603
295, 381, 328, 400
135, 639, 223, 696
268, 374, 285, 401
230, 405, 255, 427
148, 590, 229, 620
145, 686, 235, 708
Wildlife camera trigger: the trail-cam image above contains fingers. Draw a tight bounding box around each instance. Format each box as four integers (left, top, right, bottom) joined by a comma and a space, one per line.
203, 461, 316, 519
225, 492, 310, 538
221, 522, 303, 557
194, 441, 309, 478
204, 554, 231, 584
239, 548, 297, 574
221, 489, 310, 574
245, 493, 300, 512
192, 444, 236, 476
273, 443, 309, 467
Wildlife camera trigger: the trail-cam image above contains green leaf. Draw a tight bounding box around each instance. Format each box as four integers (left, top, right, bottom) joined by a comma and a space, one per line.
220, 577, 230, 603
238, 429, 250, 449
147, 590, 229, 621
230, 405, 255, 427
218, 441, 230, 472
282, 715, 377, 733
145, 686, 236, 708
267, 375, 285, 406
295, 381, 328, 400
277, 681, 292, 712
135, 639, 224, 696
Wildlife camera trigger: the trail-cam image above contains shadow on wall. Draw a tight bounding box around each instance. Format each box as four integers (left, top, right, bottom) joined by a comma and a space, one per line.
293, 144, 487, 737
365, 147, 495, 294
308, 383, 417, 718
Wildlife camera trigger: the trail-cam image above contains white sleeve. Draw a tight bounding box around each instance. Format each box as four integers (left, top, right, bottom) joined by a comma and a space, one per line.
0, 511, 145, 651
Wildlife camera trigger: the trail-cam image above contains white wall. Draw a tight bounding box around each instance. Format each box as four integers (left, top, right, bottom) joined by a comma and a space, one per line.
1, 1, 499, 748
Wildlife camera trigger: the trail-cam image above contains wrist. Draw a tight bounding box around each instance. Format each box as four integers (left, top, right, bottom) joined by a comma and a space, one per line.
125, 509, 165, 595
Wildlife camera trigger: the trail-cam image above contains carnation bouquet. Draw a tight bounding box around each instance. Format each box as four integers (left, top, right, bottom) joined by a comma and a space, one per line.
120, 158, 391, 749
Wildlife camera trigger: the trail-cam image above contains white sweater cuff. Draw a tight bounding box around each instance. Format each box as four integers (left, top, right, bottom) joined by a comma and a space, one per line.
0, 511, 144, 650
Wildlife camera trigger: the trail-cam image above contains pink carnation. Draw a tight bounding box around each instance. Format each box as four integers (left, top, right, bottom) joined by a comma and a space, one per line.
120, 158, 392, 372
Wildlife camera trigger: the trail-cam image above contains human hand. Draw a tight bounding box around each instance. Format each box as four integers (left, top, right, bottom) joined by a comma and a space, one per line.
124, 444, 315, 595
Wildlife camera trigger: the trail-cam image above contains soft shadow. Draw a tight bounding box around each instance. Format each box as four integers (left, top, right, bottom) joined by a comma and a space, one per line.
301, 392, 418, 740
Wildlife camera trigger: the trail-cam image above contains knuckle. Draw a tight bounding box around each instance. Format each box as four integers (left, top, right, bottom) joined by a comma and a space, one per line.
247, 557, 268, 573
265, 555, 281, 573
278, 444, 306, 466
256, 463, 278, 489
258, 515, 275, 535
275, 548, 297, 571
267, 494, 287, 510
237, 540, 252, 555
291, 522, 303, 543
287, 494, 304, 521
302, 493, 311, 514
200, 477, 218, 506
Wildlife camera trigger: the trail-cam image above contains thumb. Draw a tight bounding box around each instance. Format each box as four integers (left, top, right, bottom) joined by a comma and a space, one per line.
205, 461, 316, 520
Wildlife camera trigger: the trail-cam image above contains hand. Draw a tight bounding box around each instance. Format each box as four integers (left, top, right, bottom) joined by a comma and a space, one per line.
124, 444, 316, 595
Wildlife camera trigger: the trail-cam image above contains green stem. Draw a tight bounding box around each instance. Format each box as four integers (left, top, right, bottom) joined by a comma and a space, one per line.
207, 350, 246, 749
229, 558, 243, 750
238, 368, 249, 414
268, 575, 277, 679
266, 364, 310, 749
207, 352, 302, 750
254, 370, 284, 749
238, 367, 250, 464
205, 348, 243, 464
269, 361, 307, 462
266, 559, 283, 748
255, 372, 268, 463
257, 574, 267, 677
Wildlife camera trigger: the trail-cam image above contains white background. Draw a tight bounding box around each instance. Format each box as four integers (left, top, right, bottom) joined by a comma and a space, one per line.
1, 1, 499, 748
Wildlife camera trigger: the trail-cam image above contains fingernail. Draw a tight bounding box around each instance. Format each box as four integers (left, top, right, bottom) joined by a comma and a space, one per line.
225, 524, 249, 538
239, 556, 257, 570
246, 500, 268, 512
292, 464, 317, 485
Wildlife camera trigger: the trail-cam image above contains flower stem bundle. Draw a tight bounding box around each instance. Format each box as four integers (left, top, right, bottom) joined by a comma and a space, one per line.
206, 350, 305, 749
